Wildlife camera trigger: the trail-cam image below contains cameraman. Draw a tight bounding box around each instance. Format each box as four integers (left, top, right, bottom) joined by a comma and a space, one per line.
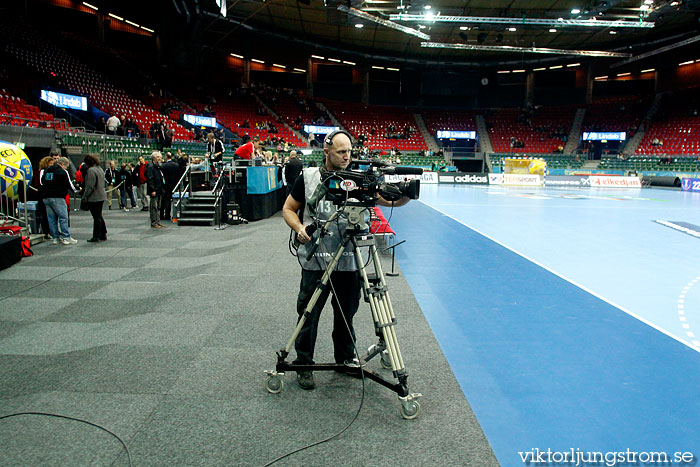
282, 131, 409, 390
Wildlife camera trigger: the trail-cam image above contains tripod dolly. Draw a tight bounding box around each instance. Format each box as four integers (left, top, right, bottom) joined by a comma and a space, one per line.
265, 205, 421, 419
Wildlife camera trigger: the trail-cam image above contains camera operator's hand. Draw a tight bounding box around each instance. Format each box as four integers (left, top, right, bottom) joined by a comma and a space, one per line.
296, 225, 312, 244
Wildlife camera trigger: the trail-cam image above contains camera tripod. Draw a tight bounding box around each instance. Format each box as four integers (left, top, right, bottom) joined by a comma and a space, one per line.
265, 205, 421, 419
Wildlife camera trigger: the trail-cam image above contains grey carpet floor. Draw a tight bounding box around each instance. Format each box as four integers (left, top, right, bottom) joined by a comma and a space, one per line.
0, 206, 498, 466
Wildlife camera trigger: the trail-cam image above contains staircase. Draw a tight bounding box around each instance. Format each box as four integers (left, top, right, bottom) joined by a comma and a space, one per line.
177, 191, 218, 226
475, 115, 493, 153
564, 108, 586, 154
582, 160, 599, 171
253, 93, 308, 147
413, 113, 439, 152
622, 93, 664, 155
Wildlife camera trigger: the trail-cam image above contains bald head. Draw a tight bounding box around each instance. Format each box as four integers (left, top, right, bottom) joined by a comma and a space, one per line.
323, 132, 352, 171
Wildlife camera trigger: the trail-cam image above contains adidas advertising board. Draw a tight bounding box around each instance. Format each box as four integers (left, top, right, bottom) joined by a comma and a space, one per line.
438, 172, 489, 185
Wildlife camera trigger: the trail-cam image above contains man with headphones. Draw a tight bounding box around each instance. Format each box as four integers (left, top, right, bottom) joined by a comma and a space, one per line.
282, 130, 410, 390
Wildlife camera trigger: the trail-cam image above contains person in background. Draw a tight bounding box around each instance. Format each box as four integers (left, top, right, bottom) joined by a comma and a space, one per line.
42, 156, 78, 245
117, 162, 136, 210
160, 152, 180, 222
146, 151, 166, 229
104, 160, 116, 210
136, 155, 149, 211
81, 154, 107, 242
206, 132, 225, 174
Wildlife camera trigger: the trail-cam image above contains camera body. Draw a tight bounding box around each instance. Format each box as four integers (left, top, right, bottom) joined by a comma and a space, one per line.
323, 159, 422, 206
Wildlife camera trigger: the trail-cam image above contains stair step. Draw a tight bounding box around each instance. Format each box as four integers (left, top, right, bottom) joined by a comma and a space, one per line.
178, 217, 214, 225
185, 202, 216, 208
181, 210, 215, 216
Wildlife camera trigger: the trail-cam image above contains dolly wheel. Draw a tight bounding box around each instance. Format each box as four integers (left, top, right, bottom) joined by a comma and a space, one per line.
400, 400, 420, 420
265, 375, 283, 394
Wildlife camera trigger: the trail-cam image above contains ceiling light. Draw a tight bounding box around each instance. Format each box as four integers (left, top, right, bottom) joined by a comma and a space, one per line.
293, 68, 306, 73
641, 68, 655, 72
533, 67, 546, 71
420, 42, 630, 57
679, 60, 694, 66
387, 67, 400, 71
418, 25, 426, 29
230, 53, 244, 59
108, 13, 124, 21
372, 66, 385, 69
594, 75, 608, 80
141, 26, 154, 33
512, 69, 525, 73
82, 2, 98, 10
424, 5, 431, 9
125, 19, 140, 27
670, 1, 679, 5
497, 70, 510, 73
549, 28, 557, 32
355, 23, 364, 28
567, 63, 580, 67
425, 12, 435, 20
459, 26, 470, 30
571, 8, 581, 14
273, 64, 286, 68
609, 30, 617, 34
343, 61, 356, 65
550, 65, 563, 69
390, 14, 653, 28
251, 59, 265, 64
617, 72, 630, 76
311, 55, 325, 60
508, 27, 517, 31
328, 58, 341, 62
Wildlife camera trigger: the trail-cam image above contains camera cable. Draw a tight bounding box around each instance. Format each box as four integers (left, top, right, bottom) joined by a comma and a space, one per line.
267, 205, 368, 467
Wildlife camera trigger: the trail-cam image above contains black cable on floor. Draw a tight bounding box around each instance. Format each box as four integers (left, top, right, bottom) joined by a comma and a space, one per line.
0, 412, 132, 466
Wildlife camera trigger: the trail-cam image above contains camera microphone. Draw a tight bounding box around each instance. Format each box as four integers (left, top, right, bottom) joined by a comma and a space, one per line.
384, 166, 424, 176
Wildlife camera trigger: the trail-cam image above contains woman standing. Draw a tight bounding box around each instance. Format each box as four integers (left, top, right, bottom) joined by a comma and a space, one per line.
81, 154, 108, 242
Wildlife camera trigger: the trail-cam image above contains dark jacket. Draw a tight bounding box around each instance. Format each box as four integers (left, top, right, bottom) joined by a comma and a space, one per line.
41, 165, 74, 199
161, 160, 181, 193
117, 168, 132, 190
146, 162, 165, 195
105, 167, 116, 185
284, 157, 303, 186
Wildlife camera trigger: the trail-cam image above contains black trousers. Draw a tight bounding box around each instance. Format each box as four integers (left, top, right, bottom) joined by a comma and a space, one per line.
88, 201, 107, 240
160, 192, 172, 220
294, 269, 361, 365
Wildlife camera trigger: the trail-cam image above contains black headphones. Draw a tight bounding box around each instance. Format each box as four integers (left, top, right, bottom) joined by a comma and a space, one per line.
323, 129, 353, 146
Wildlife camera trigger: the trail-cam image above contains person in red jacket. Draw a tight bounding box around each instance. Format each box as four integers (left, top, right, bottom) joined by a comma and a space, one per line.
234, 136, 261, 160
136, 155, 149, 211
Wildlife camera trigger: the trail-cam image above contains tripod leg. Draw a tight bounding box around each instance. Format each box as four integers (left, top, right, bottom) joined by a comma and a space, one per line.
353, 241, 406, 373
283, 237, 349, 354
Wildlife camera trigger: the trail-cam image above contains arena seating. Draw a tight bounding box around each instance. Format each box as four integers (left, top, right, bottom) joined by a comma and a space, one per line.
321, 100, 428, 151
0, 24, 193, 140
598, 155, 700, 172
256, 88, 329, 131
211, 93, 305, 147
635, 89, 700, 156
0, 90, 68, 129
421, 109, 477, 134
583, 96, 648, 134
487, 106, 575, 153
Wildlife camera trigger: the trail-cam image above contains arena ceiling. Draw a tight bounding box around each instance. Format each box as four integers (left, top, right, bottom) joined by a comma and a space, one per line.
183, 0, 700, 66
24, 0, 700, 68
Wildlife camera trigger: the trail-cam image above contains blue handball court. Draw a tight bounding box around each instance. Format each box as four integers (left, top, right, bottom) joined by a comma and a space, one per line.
386, 183, 700, 466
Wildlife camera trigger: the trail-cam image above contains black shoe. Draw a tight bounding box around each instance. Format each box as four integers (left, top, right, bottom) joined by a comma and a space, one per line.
99, 237, 107, 241
141, 207, 148, 211
334, 359, 363, 378
297, 371, 315, 390
87, 238, 100, 243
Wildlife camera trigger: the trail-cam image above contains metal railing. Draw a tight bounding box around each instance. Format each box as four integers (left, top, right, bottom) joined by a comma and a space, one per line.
0, 160, 29, 233
173, 165, 192, 220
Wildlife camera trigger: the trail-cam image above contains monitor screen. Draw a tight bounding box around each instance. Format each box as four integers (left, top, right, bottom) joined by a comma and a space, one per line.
303, 125, 339, 135
583, 131, 626, 141
183, 114, 217, 127
436, 130, 476, 139
40, 90, 87, 111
